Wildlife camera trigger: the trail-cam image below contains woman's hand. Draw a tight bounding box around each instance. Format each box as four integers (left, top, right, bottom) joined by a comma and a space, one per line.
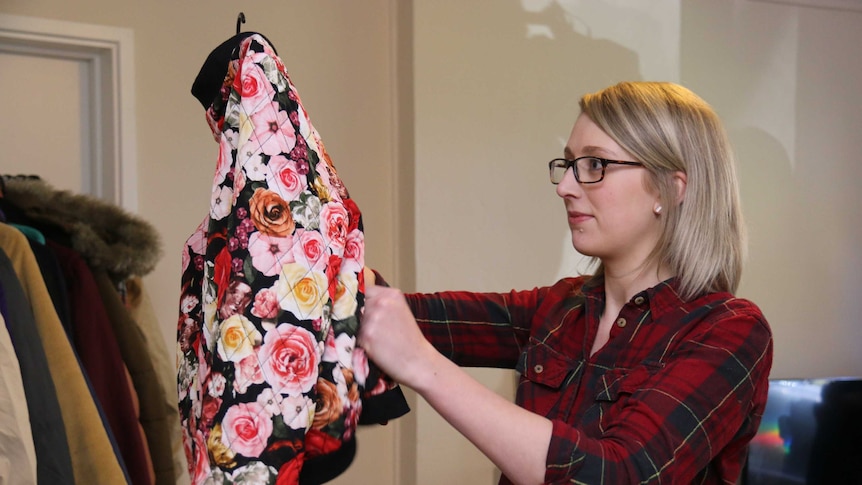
358, 284, 440, 389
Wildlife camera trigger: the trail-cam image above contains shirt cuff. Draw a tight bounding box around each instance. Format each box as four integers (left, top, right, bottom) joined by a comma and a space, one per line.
544, 419, 586, 483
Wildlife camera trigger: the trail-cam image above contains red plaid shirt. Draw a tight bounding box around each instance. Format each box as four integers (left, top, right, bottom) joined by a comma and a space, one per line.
404, 275, 773, 484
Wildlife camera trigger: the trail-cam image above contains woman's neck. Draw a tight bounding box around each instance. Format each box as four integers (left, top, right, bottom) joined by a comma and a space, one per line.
602, 261, 671, 308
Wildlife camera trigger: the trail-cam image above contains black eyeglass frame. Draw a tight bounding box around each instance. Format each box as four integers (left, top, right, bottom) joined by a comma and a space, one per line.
548, 156, 644, 184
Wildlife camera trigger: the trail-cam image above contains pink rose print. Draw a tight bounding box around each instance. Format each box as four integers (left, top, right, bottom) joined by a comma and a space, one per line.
237, 63, 275, 116
258, 324, 320, 395
213, 137, 233, 185
239, 69, 260, 98
182, 221, 207, 272
221, 401, 273, 458
267, 155, 307, 201
234, 167, 247, 193
250, 102, 296, 156
248, 232, 295, 276
191, 430, 211, 483
352, 346, 369, 387
234, 353, 266, 394
182, 219, 207, 271
320, 202, 348, 251
251, 287, 280, 320
341, 228, 364, 274
292, 229, 329, 272
321, 328, 338, 364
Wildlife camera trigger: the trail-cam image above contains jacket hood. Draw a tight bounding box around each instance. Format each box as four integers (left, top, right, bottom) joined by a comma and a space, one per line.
2, 176, 162, 282
191, 31, 276, 111
195, 33, 281, 140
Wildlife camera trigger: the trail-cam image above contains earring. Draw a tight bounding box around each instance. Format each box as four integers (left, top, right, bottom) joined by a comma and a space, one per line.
654, 204, 662, 215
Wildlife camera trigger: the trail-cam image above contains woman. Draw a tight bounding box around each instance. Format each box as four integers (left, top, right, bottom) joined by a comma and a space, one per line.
359, 81, 773, 484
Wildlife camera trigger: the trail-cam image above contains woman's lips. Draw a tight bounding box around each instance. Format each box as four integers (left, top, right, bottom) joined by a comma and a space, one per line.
567, 211, 593, 225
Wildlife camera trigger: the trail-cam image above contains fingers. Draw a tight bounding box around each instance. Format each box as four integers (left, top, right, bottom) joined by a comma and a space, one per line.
362, 267, 376, 287
364, 282, 384, 299
358, 285, 404, 362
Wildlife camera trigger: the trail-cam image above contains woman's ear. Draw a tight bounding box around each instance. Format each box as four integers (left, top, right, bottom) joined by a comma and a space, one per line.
672, 171, 687, 205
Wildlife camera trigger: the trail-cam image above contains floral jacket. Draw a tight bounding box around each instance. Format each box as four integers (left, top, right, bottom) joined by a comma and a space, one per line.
177, 33, 408, 485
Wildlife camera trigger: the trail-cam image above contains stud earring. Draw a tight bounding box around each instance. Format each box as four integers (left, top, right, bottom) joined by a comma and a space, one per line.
654, 204, 662, 215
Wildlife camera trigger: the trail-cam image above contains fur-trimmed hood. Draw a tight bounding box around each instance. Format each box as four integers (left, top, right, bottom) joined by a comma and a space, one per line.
2, 176, 162, 282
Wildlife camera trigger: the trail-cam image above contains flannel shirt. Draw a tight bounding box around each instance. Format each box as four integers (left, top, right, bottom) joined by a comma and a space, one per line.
404, 275, 773, 484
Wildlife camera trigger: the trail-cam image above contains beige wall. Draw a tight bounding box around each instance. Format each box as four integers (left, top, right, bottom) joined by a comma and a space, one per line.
681, 0, 862, 379
3, 0, 862, 484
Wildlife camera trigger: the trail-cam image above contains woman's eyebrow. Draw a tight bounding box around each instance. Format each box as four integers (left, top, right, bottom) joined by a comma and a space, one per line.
564, 145, 608, 159
580, 145, 615, 157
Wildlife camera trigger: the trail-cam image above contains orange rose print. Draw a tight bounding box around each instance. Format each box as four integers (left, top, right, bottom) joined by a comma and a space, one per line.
249, 188, 295, 237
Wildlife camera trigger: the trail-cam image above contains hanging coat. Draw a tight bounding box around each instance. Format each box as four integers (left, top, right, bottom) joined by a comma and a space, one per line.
178, 33, 408, 485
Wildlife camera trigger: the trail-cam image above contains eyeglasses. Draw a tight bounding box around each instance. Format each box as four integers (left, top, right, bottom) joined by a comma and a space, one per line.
548, 156, 644, 184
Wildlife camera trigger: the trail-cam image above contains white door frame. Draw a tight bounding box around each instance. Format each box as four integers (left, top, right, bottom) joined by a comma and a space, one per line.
0, 13, 137, 210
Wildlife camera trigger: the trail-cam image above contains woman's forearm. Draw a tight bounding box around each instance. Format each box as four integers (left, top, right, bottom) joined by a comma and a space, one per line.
411, 351, 553, 485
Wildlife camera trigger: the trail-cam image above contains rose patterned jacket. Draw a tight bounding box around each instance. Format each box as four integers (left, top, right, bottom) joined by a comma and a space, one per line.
177, 33, 408, 485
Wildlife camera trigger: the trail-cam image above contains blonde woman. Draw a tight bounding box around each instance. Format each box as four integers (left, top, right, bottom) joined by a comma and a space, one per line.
360, 82, 773, 484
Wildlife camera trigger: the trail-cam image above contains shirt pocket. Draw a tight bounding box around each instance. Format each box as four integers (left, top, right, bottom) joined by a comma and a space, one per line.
595, 362, 664, 401
516, 341, 579, 418
591, 362, 664, 430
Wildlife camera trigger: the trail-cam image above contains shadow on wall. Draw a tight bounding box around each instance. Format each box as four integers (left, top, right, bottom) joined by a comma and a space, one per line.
517, 1, 663, 281
733, 123, 856, 378
733, 125, 797, 299
418, 0, 647, 289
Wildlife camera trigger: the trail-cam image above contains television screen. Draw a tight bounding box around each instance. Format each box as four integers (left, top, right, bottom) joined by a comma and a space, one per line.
744, 377, 862, 485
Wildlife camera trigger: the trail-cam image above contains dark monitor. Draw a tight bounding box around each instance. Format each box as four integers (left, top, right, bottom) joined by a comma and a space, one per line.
743, 377, 862, 485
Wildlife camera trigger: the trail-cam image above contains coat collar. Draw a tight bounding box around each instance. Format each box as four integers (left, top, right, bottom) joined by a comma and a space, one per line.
2, 176, 162, 283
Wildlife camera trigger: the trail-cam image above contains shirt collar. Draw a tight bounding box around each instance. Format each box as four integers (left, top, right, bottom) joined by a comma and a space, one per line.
641, 278, 685, 320
580, 274, 685, 320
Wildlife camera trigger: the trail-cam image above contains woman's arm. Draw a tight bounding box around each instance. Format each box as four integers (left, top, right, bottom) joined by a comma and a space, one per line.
359, 284, 552, 485
367, 268, 540, 369
360, 277, 774, 483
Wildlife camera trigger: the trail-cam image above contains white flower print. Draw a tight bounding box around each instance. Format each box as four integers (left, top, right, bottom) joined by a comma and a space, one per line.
210, 185, 233, 220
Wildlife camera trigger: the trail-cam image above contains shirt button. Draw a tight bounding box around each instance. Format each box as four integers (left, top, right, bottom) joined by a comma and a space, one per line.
634, 296, 645, 305
534, 364, 544, 374
616, 318, 627, 328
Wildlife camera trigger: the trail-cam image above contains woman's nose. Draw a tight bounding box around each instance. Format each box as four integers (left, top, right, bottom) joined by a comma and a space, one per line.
555, 167, 581, 198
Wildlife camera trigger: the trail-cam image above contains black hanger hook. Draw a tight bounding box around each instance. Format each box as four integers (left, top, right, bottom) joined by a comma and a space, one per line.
236, 12, 246, 35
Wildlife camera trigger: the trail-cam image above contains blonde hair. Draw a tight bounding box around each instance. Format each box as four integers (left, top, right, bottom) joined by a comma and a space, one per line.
579, 81, 745, 300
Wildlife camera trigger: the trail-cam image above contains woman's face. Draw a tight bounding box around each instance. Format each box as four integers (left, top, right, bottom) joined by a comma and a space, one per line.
556, 114, 663, 272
